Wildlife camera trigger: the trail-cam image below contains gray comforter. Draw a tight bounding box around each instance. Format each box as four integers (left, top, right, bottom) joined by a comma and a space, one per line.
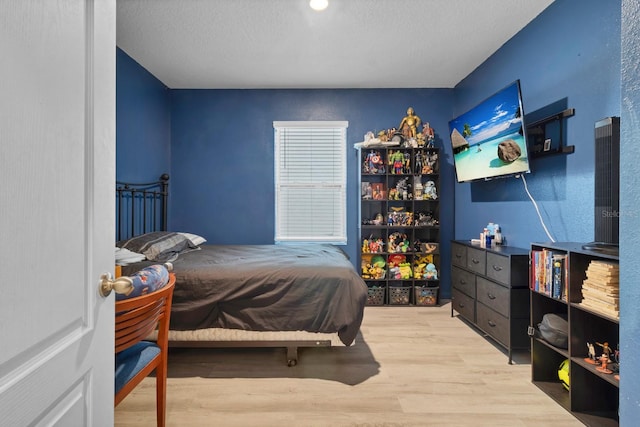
123, 244, 368, 346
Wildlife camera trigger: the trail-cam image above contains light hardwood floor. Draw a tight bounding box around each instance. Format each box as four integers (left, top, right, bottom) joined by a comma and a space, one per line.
115, 303, 582, 426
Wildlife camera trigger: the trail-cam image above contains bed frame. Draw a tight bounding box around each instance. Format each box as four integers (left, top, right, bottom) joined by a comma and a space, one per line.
116, 174, 169, 241
116, 174, 336, 366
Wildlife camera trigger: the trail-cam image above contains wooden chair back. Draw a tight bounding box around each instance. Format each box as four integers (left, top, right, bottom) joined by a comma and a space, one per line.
114, 273, 175, 427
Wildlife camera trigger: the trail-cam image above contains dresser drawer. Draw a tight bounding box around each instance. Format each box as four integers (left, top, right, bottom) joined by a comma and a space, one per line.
486, 252, 511, 285
476, 302, 509, 347
452, 288, 475, 322
466, 247, 486, 275
452, 266, 476, 299
476, 277, 509, 318
451, 243, 467, 268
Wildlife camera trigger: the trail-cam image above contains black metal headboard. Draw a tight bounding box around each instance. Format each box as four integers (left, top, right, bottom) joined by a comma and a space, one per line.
116, 174, 169, 241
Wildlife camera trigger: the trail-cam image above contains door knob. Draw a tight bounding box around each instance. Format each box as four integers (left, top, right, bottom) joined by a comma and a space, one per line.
99, 272, 133, 297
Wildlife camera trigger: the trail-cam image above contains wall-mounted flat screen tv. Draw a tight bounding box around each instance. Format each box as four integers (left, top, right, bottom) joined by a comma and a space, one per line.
449, 80, 530, 183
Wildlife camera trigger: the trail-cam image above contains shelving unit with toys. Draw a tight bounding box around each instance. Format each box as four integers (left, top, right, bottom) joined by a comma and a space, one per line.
530, 242, 619, 427
358, 109, 440, 306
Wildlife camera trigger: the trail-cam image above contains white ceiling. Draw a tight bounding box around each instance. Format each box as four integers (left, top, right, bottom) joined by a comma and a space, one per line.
116, 0, 554, 89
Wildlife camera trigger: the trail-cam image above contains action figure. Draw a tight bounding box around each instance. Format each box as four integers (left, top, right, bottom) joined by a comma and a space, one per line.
585, 342, 598, 365
595, 342, 614, 374
398, 107, 421, 140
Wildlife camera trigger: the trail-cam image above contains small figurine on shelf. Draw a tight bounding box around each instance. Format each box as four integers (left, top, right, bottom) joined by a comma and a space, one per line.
424, 263, 438, 280
423, 180, 438, 200
422, 122, 435, 147
362, 238, 370, 254
386, 127, 397, 142
597, 354, 613, 374
413, 262, 425, 278
398, 107, 422, 140
412, 254, 434, 279
403, 151, 411, 174
596, 341, 613, 362
364, 150, 385, 174
424, 151, 438, 174
399, 262, 413, 279
392, 177, 411, 200
372, 213, 384, 225
388, 232, 410, 253
414, 150, 424, 175
585, 342, 598, 365
371, 183, 385, 200
387, 254, 407, 280
595, 341, 614, 374
393, 151, 405, 174
362, 182, 372, 200
369, 237, 384, 253
413, 180, 423, 200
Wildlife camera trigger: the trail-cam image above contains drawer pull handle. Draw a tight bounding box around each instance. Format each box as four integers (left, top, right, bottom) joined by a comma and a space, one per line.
458, 302, 465, 308
488, 320, 496, 327
456, 254, 462, 259
460, 279, 467, 285
492, 265, 503, 271
471, 258, 480, 264
487, 293, 496, 300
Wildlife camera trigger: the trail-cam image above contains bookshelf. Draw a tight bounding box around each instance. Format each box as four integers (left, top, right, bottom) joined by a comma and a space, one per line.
358, 146, 441, 306
530, 242, 619, 427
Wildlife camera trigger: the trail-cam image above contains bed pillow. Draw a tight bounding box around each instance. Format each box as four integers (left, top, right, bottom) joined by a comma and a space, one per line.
177, 232, 207, 246
117, 231, 198, 262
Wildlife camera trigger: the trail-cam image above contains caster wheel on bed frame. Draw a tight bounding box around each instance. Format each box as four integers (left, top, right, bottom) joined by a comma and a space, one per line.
286, 346, 298, 367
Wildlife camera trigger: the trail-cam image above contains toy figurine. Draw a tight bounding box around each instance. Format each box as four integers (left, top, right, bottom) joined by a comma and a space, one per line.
398, 107, 421, 140
422, 122, 435, 147
424, 263, 438, 280
585, 342, 598, 364
595, 342, 614, 374
423, 180, 437, 200
387, 150, 403, 174
372, 213, 384, 225
596, 341, 613, 361
362, 238, 370, 253
403, 151, 411, 174
597, 354, 613, 374
393, 177, 411, 200
414, 150, 424, 174
398, 262, 413, 279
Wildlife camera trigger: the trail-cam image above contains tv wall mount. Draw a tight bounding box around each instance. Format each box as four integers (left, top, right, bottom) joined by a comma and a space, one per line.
527, 108, 575, 158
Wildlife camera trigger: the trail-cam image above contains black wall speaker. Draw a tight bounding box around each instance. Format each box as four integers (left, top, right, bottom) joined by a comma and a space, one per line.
583, 116, 620, 255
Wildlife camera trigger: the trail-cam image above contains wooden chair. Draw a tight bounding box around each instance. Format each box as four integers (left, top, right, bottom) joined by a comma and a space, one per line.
114, 273, 175, 427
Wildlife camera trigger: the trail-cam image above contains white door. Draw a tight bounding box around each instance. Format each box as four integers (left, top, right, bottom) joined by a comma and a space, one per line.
0, 1, 116, 425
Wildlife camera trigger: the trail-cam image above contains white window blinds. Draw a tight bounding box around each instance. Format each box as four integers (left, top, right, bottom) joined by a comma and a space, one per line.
274, 121, 348, 244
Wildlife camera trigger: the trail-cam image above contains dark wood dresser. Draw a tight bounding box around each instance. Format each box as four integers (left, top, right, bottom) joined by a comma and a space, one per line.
451, 240, 530, 363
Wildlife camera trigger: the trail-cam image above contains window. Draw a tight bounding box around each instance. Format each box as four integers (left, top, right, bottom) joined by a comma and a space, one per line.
274, 121, 348, 244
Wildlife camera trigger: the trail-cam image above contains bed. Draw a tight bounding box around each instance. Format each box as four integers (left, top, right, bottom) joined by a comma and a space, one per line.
115, 175, 368, 366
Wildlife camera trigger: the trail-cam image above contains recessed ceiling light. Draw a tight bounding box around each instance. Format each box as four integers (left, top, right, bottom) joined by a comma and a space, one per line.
309, 0, 328, 11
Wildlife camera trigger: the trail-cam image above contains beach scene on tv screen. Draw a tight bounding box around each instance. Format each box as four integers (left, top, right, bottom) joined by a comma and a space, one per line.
449, 82, 529, 183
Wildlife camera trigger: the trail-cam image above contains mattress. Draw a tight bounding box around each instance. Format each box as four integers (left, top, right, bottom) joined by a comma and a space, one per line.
122, 244, 368, 346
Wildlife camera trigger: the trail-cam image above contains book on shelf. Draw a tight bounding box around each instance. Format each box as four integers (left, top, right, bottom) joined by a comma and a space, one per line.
580, 259, 620, 319
530, 248, 567, 301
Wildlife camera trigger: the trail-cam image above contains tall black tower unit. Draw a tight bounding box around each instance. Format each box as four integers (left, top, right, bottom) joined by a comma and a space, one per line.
583, 116, 620, 255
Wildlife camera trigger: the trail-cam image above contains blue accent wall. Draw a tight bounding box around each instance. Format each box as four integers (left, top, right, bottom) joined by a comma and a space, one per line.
452, 0, 621, 249
620, 0, 640, 422
169, 89, 455, 292
116, 48, 171, 182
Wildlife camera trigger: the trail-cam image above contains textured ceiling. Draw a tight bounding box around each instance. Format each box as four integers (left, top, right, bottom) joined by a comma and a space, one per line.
116, 0, 554, 89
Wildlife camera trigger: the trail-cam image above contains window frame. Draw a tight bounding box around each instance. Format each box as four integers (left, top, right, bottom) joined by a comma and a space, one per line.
273, 120, 349, 244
